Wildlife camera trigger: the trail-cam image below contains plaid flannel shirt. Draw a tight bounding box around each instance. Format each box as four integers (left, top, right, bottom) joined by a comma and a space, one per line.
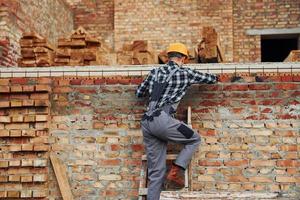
136, 61, 218, 108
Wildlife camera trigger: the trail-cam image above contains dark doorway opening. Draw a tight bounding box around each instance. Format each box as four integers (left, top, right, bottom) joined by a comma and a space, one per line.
261, 35, 298, 62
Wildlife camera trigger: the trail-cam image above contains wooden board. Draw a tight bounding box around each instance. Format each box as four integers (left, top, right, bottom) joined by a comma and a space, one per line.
50, 153, 74, 200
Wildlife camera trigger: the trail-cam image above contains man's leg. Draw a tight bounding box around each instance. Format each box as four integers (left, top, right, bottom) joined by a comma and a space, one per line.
165, 120, 201, 169
142, 127, 167, 200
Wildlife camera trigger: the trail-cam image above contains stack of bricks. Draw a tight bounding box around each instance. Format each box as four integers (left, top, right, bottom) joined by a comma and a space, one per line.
196, 27, 221, 63
0, 78, 51, 198
117, 40, 156, 65
18, 33, 55, 67
0, 38, 14, 67
284, 50, 300, 62
54, 26, 101, 66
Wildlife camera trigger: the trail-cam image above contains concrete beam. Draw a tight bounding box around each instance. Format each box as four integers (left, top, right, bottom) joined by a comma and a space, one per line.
0, 63, 300, 78
246, 28, 300, 35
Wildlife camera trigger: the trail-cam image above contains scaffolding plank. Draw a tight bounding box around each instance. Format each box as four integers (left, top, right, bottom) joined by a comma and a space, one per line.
50, 153, 74, 200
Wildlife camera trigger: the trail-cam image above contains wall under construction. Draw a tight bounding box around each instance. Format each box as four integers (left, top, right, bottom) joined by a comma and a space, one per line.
1, 0, 300, 66
0, 64, 299, 199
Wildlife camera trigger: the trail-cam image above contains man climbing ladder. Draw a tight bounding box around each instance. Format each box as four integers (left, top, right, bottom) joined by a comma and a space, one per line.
136, 43, 219, 200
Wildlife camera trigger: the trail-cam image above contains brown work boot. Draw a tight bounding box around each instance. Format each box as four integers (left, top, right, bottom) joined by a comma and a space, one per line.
164, 163, 185, 189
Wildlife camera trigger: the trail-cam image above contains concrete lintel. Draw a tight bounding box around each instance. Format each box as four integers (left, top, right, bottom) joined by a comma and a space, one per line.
0, 63, 300, 77
246, 27, 300, 36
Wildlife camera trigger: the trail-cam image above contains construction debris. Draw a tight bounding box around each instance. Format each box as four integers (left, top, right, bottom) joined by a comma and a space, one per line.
18, 33, 54, 67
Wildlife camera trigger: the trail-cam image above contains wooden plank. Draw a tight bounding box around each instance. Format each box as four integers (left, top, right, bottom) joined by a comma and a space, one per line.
50, 153, 74, 200
141, 154, 178, 161
187, 106, 192, 128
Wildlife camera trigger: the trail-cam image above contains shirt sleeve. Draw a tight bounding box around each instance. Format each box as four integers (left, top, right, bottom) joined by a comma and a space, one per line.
135, 69, 155, 98
186, 68, 218, 84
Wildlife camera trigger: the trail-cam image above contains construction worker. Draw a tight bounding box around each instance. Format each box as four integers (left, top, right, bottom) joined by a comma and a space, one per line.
136, 43, 218, 200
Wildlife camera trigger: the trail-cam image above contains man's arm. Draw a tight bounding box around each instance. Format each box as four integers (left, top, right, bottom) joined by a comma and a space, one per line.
135, 69, 155, 97
186, 68, 218, 84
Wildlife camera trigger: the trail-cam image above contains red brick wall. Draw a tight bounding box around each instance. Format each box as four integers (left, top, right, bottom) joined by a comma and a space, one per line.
232, 0, 300, 62
67, 0, 300, 62
71, 0, 114, 50
114, 0, 234, 61
1, 72, 299, 199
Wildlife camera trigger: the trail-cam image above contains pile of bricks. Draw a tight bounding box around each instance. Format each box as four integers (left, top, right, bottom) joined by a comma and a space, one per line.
54, 27, 100, 66
18, 33, 54, 67
284, 50, 300, 62
0, 78, 51, 198
117, 40, 156, 65
196, 27, 223, 63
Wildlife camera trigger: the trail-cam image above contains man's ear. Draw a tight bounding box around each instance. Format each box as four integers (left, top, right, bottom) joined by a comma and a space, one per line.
183, 56, 189, 64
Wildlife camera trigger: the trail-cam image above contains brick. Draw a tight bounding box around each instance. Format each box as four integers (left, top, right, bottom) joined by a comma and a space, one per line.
226, 175, 248, 182
30, 93, 49, 100
21, 175, 33, 182
10, 130, 22, 137
9, 160, 21, 167
277, 160, 300, 167
33, 159, 47, 167
248, 84, 271, 90
10, 85, 23, 92
35, 100, 49, 107
7, 191, 20, 198
276, 176, 298, 183
11, 115, 23, 122
22, 144, 34, 151
279, 145, 298, 151
0, 79, 9, 85
9, 145, 22, 152
36, 115, 48, 121
223, 84, 248, 91
0, 130, 9, 137
34, 144, 49, 151
33, 174, 47, 182
224, 160, 248, 166
21, 190, 32, 198
35, 85, 51, 92
9, 175, 21, 182
21, 130, 35, 137
0, 191, 6, 198
22, 85, 35, 92
0, 175, 8, 182
22, 159, 33, 166
0, 116, 10, 123
198, 160, 222, 166
32, 190, 47, 198
10, 100, 22, 107
23, 99, 35, 106
250, 160, 275, 167
0, 86, 10, 93
249, 176, 273, 183
24, 115, 36, 122
275, 83, 297, 90
0, 161, 9, 168
99, 174, 121, 181
198, 175, 215, 182
0, 101, 10, 108
5, 123, 29, 130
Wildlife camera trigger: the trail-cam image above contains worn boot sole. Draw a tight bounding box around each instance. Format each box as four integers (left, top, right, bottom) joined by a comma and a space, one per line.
164, 179, 185, 190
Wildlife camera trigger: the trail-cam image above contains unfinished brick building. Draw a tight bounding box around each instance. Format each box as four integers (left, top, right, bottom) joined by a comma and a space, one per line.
0, 0, 300, 200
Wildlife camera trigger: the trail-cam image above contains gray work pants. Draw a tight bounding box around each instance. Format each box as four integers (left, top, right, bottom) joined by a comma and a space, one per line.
141, 110, 201, 200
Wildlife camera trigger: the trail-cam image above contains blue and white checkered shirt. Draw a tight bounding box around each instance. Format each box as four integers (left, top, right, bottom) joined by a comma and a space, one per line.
136, 61, 218, 108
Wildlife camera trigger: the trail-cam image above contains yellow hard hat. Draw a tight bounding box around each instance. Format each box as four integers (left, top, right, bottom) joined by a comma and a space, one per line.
167, 43, 188, 57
